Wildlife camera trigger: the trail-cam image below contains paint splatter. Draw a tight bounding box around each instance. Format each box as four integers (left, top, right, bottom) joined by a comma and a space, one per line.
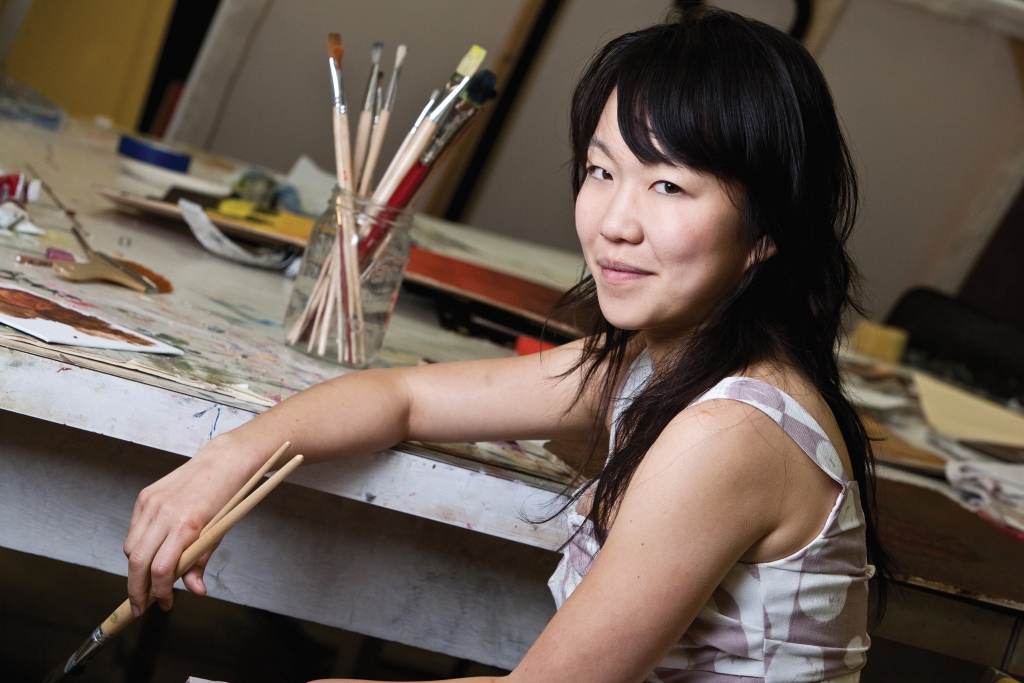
0, 286, 154, 346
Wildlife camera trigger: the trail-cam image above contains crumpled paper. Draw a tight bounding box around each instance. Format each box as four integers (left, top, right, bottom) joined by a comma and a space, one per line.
178, 198, 297, 270
946, 460, 1024, 533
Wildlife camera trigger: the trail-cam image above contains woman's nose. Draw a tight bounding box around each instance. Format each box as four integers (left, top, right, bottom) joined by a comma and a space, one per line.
599, 187, 644, 244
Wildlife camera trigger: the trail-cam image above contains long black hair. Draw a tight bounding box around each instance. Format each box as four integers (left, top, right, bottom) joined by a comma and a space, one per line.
554, 7, 893, 615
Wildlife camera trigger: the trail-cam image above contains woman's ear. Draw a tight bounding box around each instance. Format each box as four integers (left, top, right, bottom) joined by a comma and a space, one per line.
746, 235, 777, 269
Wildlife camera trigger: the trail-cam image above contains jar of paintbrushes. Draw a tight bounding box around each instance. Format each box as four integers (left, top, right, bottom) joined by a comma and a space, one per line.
283, 188, 412, 366
285, 31, 499, 366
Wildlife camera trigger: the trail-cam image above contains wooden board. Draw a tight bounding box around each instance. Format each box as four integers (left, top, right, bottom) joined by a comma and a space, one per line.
878, 477, 1024, 612
97, 186, 311, 248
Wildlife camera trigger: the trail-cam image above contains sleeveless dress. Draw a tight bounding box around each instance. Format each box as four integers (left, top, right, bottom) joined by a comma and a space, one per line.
547, 350, 874, 683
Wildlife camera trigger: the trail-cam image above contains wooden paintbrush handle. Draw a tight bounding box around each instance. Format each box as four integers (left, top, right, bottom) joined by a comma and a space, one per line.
201, 441, 291, 534
372, 121, 435, 206
353, 110, 374, 187
358, 109, 390, 197
99, 453, 304, 637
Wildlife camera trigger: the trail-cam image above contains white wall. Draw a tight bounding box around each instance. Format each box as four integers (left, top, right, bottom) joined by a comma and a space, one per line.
463, 0, 1024, 318
818, 0, 1024, 316
204, 0, 525, 175
461, 0, 675, 253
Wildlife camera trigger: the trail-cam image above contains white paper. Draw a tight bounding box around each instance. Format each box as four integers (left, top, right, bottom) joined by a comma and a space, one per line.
286, 153, 336, 215
178, 198, 294, 269
0, 201, 44, 234
947, 460, 1024, 533
0, 284, 182, 354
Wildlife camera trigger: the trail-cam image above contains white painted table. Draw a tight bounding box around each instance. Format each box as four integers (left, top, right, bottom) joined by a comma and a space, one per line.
0, 117, 571, 669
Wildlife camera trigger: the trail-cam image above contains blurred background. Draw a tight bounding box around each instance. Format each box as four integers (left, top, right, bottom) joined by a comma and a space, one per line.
2, 0, 1021, 324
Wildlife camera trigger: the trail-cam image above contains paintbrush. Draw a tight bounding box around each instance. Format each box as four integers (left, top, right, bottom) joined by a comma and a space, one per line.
42, 444, 301, 683
375, 87, 438, 210
24, 164, 160, 294
358, 71, 497, 268
289, 32, 360, 359
318, 33, 361, 362
353, 41, 384, 189
357, 44, 406, 197
370, 45, 486, 207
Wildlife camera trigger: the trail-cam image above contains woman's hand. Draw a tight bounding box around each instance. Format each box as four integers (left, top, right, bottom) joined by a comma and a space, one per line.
122, 436, 258, 615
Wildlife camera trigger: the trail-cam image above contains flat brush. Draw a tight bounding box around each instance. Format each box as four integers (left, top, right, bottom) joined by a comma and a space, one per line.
353, 41, 384, 188
42, 445, 301, 683
358, 44, 406, 197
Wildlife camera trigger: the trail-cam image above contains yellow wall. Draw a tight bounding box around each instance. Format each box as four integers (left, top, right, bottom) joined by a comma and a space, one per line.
4, 0, 176, 129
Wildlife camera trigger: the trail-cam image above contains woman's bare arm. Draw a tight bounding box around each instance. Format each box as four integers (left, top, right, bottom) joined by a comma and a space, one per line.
312, 399, 799, 683
123, 340, 609, 615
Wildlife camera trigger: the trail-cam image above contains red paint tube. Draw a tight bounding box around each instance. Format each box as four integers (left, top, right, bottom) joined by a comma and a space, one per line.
0, 174, 41, 204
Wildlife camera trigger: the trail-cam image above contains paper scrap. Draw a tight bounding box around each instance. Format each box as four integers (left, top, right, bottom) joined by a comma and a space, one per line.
946, 460, 1024, 533
0, 201, 44, 234
0, 284, 181, 354
286, 154, 335, 216
915, 371, 1024, 448
178, 198, 295, 269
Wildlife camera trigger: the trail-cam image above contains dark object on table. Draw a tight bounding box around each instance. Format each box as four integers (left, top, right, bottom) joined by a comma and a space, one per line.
885, 288, 1024, 401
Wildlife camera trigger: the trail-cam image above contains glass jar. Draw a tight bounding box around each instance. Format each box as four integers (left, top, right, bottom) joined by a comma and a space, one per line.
283, 188, 412, 367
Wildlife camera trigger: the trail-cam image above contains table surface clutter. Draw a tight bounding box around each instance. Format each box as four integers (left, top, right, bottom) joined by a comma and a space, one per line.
1, 115, 1024, 675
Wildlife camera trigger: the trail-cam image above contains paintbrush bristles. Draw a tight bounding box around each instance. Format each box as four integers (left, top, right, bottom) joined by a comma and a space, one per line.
327, 32, 341, 54
395, 44, 407, 68
371, 41, 383, 63
331, 44, 344, 66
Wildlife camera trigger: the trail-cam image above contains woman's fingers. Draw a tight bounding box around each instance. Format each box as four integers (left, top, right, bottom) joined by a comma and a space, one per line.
149, 517, 204, 611
126, 523, 170, 616
181, 543, 219, 596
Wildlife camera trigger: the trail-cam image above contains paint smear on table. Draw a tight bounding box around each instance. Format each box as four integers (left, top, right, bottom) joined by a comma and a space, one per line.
0, 284, 181, 354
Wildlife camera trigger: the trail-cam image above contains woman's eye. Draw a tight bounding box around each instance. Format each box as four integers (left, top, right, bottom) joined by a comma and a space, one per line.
588, 165, 612, 181
653, 181, 683, 195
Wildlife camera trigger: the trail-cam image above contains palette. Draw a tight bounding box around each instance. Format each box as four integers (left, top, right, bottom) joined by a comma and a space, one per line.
0, 283, 181, 354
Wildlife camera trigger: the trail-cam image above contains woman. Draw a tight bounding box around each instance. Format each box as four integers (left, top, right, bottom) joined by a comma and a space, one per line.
124, 8, 888, 682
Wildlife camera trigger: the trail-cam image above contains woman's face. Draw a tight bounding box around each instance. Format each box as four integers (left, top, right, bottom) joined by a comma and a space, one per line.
575, 93, 758, 344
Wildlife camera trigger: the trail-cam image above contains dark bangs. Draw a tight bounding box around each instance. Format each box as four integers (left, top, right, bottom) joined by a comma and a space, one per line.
570, 13, 854, 255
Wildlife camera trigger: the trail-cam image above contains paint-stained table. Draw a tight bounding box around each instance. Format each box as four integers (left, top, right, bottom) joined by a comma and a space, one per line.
2, 117, 1024, 676
0, 117, 582, 670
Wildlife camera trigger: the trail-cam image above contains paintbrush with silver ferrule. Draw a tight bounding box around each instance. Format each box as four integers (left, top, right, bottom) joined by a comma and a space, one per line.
358, 44, 406, 197
353, 41, 383, 188
371, 45, 486, 206
41, 445, 301, 683
376, 86, 437, 198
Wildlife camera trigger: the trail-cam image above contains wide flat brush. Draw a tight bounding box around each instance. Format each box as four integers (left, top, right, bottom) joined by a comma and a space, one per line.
42, 445, 301, 683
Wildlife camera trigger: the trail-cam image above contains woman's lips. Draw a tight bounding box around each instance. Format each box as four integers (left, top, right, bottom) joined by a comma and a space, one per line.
598, 260, 651, 283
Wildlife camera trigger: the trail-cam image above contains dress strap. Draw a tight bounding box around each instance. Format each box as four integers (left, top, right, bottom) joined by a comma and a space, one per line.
691, 376, 848, 485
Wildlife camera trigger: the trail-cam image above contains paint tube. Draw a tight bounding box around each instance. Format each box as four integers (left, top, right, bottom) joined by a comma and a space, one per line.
0, 174, 41, 204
